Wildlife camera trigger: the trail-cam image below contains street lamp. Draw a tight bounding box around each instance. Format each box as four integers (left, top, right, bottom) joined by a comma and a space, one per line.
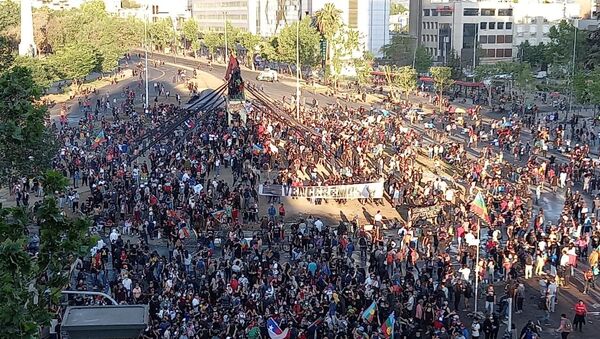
568, 19, 578, 120
144, 3, 149, 112
224, 11, 228, 62
296, 0, 302, 121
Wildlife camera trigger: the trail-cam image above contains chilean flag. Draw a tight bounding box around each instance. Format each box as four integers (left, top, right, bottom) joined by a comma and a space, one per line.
267, 318, 290, 339
184, 119, 196, 129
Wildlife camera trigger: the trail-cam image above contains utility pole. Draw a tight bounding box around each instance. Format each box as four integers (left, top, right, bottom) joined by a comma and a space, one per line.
568, 20, 578, 119
472, 29, 477, 81
224, 11, 229, 62
144, 4, 149, 113
296, 0, 302, 121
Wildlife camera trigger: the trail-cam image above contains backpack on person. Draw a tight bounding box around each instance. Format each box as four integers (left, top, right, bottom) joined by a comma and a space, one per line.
563, 319, 573, 332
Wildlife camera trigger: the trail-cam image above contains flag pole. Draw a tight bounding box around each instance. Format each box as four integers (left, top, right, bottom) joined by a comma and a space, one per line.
474, 217, 480, 315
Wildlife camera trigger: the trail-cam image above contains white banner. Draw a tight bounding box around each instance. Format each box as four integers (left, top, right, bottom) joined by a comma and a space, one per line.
259, 182, 385, 199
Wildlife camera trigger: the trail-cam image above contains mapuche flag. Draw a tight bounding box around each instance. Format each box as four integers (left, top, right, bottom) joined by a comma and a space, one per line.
470, 192, 490, 223
381, 312, 395, 338
92, 130, 107, 148
361, 301, 377, 322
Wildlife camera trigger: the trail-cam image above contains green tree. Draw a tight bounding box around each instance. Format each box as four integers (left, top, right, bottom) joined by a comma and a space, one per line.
13, 56, 60, 90
202, 31, 222, 60
182, 18, 199, 56
148, 18, 174, 52
0, 171, 92, 336
395, 66, 418, 100
0, 0, 19, 33
447, 50, 462, 79
315, 3, 343, 77
237, 31, 262, 69
573, 70, 591, 105
0, 67, 57, 184
121, 0, 141, 9
354, 51, 374, 89
547, 20, 588, 66
0, 36, 15, 73
277, 18, 322, 71
518, 41, 551, 70
430, 66, 454, 112
380, 34, 416, 67
414, 46, 433, 74
390, 3, 408, 15
51, 43, 99, 81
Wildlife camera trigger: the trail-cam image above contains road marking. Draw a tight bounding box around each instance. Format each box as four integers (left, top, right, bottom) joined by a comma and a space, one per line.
148, 66, 165, 81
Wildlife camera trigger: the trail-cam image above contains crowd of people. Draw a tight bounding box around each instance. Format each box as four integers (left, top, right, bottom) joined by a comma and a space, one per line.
13, 55, 600, 339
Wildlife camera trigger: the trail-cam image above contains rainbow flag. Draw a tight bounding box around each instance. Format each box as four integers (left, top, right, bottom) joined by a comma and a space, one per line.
361, 301, 376, 323
470, 192, 490, 223
93, 130, 107, 148
381, 312, 395, 338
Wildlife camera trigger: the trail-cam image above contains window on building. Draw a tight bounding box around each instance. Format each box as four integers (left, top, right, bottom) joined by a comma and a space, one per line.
464, 8, 479, 16
498, 9, 513, 16
435, 22, 438, 29
431, 9, 438, 16
504, 49, 513, 57
498, 22, 504, 29
440, 9, 452, 16
424, 9, 430, 16
480, 22, 487, 29
497, 49, 505, 57
489, 22, 496, 29
505, 35, 513, 43
481, 9, 496, 16
480, 35, 488, 43
497, 35, 505, 43
484, 49, 496, 57
506, 22, 513, 29
488, 35, 496, 43
423, 22, 427, 29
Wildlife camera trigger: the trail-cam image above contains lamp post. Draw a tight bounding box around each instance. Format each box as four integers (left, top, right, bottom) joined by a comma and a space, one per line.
568, 19, 578, 119
144, 4, 149, 112
296, 1, 302, 121
224, 11, 229, 62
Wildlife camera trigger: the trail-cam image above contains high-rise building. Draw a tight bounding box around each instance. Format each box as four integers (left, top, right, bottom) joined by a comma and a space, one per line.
191, 0, 305, 36
191, 0, 390, 57
409, 0, 584, 67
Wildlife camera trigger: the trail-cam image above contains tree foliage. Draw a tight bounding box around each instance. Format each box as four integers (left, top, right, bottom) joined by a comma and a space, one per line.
394, 66, 418, 99
277, 17, 322, 68
181, 18, 199, 51
430, 66, 454, 111
0, 67, 57, 183
0, 171, 92, 336
202, 31, 223, 59
149, 18, 175, 52
51, 43, 99, 80
354, 51, 374, 87
0, 0, 19, 33
41, 0, 142, 73
390, 3, 408, 15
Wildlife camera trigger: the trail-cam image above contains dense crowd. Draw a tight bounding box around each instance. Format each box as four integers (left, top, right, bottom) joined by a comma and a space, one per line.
12, 57, 600, 339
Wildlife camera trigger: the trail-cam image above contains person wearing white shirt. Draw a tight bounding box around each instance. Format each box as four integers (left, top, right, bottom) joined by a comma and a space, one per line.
315, 218, 324, 233
459, 265, 471, 282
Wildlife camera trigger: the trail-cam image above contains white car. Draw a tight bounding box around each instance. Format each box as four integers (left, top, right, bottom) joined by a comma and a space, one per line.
256, 68, 278, 82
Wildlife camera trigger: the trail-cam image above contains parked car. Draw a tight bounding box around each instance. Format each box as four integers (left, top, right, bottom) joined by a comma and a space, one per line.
256, 68, 278, 82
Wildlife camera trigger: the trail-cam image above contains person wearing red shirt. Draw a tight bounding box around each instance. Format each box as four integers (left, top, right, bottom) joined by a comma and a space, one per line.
573, 300, 588, 332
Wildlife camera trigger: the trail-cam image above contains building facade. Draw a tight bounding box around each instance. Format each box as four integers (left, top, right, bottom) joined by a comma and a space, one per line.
409, 0, 584, 67
191, 0, 390, 57
191, 0, 305, 36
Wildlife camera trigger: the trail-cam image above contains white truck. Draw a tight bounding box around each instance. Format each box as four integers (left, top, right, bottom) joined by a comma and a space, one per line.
256, 68, 278, 82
